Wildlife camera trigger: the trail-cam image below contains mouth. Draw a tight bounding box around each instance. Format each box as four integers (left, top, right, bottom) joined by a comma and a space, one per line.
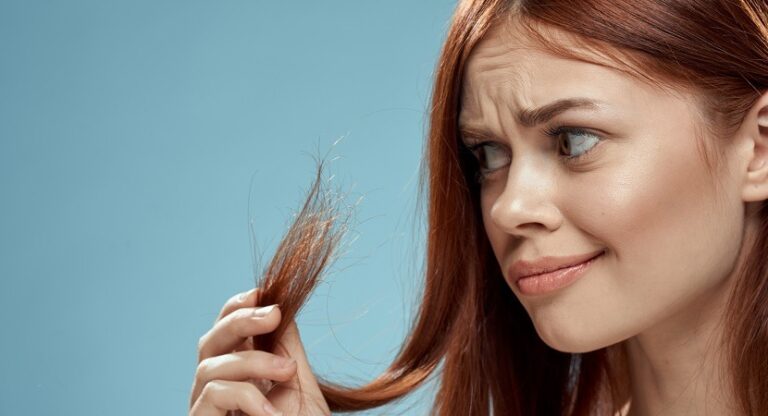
514, 251, 604, 296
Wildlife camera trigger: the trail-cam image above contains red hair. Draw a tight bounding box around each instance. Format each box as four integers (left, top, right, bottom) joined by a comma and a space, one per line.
253, 1, 768, 414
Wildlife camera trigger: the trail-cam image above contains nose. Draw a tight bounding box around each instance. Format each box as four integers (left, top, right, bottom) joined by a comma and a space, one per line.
487, 160, 563, 237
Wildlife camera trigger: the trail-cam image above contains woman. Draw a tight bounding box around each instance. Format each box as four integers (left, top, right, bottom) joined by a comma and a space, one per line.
189, 0, 768, 415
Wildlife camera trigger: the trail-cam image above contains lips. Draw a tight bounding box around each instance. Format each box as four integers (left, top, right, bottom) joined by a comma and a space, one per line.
509, 249, 605, 282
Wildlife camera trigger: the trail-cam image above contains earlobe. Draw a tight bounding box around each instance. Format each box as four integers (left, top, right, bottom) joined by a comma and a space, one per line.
741, 97, 768, 202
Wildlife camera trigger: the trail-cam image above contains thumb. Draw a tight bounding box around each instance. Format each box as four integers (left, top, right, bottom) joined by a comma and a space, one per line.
269, 319, 330, 414
277, 320, 319, 389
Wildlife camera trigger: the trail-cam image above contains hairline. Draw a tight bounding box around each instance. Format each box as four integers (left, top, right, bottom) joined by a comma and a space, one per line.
486, 11, 733, 179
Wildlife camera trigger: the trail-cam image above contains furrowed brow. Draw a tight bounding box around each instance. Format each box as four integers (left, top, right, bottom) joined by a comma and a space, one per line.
458, 125, 498, 142
459, 97, 602, 139
517, 98, 600, 127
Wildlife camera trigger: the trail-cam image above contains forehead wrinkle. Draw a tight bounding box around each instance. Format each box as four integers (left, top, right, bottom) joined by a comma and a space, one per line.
461, 23, 543, 130
464, 34, 533, 84
460, 56, 532, 133
460, 79, 522, 135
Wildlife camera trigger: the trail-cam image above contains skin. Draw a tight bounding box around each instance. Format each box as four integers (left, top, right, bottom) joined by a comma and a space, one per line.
189, 288, 330, 416
459, 18, 768, 416
187, 16, 768, 416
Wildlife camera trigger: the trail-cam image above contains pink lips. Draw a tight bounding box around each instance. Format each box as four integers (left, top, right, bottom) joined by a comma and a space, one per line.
509, 250, 605, 296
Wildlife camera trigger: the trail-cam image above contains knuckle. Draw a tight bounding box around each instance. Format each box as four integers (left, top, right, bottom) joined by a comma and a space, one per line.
196, 334, 207, 354
195, 357, 213, 383
226, 291, 241, 304
216, 289, 256, 323
198, 380, 219, 402
224, 293, 242, 310
234, 288, 253, 303
240, 383, 264, 414
197, 332, 212, 358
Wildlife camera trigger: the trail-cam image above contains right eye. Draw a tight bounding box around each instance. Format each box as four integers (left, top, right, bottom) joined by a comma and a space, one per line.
466, 141, 511, 180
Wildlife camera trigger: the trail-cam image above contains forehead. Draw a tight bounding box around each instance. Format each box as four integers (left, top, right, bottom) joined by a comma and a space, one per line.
463, 20, 542, 86
459, 20, 666, 126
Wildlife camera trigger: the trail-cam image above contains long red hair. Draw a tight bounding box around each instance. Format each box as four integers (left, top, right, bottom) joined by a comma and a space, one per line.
252, 1, 768, 414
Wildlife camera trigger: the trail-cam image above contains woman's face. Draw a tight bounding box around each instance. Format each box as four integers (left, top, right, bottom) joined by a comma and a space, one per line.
459, 21, 748, 353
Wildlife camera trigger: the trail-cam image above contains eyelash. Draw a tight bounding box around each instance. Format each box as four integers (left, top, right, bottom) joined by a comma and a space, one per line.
464, 125, 603, 183
544, 125, 602, 164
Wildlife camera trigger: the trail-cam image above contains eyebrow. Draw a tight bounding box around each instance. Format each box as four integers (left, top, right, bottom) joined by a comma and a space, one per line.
459, 97, 602, 140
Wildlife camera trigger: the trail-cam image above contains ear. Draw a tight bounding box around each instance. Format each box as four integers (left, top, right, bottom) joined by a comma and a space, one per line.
738, 90, 768, 203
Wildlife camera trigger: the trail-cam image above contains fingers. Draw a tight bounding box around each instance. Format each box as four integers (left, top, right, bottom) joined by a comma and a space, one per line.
190, 288, 312, 416
216, 288, 260, 323
275, 320, 319, 391
198, 304, 281, 361
196, 350, 297, 388
190, 350, 298, 411
266, 320, 331, 415
190, 380, 284, 416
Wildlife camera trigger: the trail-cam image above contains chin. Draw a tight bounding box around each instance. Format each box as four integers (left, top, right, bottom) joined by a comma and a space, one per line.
532, 314, 621, 354
539, 333, 604, 354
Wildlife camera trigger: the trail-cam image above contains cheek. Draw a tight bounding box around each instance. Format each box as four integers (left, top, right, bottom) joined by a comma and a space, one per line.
581, 136, 741, 290
477, 127, 745, 353
555, 132, 744, 348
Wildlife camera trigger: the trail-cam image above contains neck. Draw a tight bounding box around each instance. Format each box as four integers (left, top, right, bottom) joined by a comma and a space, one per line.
625, 293, 733, 415
621, 218, 763, 416
619, 251, 753, 416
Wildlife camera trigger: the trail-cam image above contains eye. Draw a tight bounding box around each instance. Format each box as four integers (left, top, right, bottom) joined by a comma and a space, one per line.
545, 126, 603, 163
464, 141, 511, 182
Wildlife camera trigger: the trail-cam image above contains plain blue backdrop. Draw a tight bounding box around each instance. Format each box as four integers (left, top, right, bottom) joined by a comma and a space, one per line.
0, 1, 457, 414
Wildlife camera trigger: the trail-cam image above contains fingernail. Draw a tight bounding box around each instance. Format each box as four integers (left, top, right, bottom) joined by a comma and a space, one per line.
263, 401, 282, 416
252, 304, 277, 318
272, 356, 295, 368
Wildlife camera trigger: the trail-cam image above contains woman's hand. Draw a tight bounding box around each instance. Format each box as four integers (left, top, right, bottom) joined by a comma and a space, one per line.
189, 288, 331, 416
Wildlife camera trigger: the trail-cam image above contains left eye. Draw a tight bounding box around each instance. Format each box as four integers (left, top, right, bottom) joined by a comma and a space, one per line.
552, 128, 601, 160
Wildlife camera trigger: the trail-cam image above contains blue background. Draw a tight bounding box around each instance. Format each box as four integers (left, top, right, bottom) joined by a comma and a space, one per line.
0, 1, 456, 414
